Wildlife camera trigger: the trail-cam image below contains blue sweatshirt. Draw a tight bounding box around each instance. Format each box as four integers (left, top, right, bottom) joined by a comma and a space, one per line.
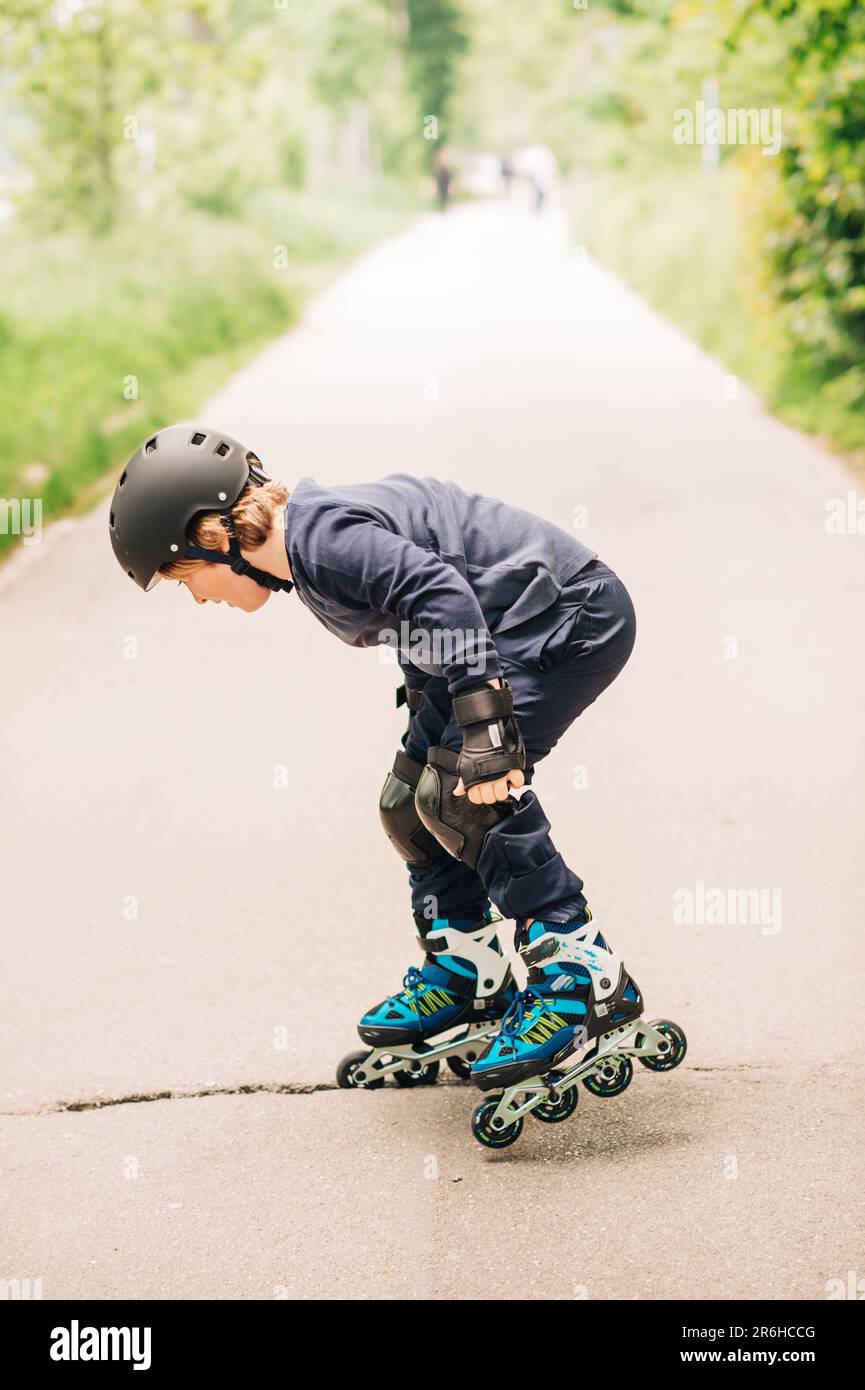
283, 474, 596, 694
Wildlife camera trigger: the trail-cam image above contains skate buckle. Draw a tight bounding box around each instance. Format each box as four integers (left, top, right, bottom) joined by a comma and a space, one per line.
520, 937, 559, 967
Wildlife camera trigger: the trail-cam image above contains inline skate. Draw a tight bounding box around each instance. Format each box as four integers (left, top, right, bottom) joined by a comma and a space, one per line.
470, 911, 687, 1148
337, 909, 517, 1089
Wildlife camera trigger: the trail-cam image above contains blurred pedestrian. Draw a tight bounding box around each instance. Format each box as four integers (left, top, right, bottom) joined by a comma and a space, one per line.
433, 147, 453, 211
516, 143, 559, 214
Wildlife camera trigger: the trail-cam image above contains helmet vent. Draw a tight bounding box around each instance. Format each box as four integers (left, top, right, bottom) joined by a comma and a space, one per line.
127, 571, 134, 580
215, 441, 230, 456
191, 432, 206, 446
109, 511, 115, 527
118, 470, 127, 487
144, 437, 157, 454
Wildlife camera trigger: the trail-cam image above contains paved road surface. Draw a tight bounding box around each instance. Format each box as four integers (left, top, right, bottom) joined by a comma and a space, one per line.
3, 201, 864, 1300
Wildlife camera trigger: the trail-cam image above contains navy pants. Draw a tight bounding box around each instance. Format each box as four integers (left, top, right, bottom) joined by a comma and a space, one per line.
403, 561, 636, 925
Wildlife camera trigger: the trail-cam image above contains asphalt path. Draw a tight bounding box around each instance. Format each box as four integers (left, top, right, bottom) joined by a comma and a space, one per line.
3, 200, 863, 1299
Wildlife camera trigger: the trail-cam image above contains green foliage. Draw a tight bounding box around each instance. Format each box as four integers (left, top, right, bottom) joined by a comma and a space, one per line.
454, 0, 865, 454
279, 134, 307, 191
0, 0, 452, 557
312, 1, 392, 107
570, 160, 754, 378
405, 0, 469, 150
6, 0, 865, 568
720, 1, 865, 427
0, 0, 225, 234
0, 186, 413, 563
0, 1, 436, 233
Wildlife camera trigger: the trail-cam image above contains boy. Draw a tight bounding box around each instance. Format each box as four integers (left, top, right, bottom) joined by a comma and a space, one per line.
110, 423, 655, 1115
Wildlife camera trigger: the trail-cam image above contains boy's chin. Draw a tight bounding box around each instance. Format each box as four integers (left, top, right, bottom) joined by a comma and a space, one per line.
241, 588, 271, 613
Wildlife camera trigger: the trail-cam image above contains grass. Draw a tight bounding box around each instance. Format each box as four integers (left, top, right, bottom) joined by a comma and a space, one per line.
567, 159, 865, 468
0, 183, 418, 563
569, 162, 755, 378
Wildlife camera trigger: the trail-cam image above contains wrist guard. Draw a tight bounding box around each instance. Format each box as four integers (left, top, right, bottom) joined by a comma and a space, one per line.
453, 680, 525, 790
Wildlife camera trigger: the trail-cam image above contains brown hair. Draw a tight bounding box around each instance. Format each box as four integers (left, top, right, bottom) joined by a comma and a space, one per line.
159, 454, 289, 581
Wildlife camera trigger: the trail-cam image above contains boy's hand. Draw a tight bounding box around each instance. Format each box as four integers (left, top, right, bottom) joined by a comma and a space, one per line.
454, 768, 525, 805
453, 675, 525, 802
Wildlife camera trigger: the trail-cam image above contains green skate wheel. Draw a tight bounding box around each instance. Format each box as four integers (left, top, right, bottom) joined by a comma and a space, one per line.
394, 1059, 440, 1087
471, 1096, 523, 1149
336, 1050, 385, 1090
533, 1071, 579, 1122
583, 1055, 633, 1097
638, 1020, 687, 1072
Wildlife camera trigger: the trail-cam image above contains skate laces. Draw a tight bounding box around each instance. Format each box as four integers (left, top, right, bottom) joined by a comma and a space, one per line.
500, 988, 541, 1040
399, 965, 427, 1013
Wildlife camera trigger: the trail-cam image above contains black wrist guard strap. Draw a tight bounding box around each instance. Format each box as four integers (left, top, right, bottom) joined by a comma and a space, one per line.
453, 680, 525, 789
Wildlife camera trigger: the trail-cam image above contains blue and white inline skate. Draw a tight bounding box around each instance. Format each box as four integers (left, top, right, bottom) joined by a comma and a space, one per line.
470, 911, 687, 1148
337, 910, 517, 1089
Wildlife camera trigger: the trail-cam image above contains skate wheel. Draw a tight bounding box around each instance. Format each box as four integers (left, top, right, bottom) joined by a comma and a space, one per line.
336, 1050, 385, 1090
446, 1055, 473, 1081
583, 1055, 633, 1097
471, 1096, 523, 1149
394, 1059, 440, 1087
532, 1071, 579, 1122
638, 1020, 687, 1072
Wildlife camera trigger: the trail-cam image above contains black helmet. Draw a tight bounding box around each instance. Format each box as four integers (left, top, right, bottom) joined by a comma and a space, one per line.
108, 424, 292, 594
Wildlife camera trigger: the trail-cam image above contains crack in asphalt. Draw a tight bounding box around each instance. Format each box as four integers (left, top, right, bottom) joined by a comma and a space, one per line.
1, 1064, 781, 1117
2, 1081, 340, 1117
686, 1067, 784, 1078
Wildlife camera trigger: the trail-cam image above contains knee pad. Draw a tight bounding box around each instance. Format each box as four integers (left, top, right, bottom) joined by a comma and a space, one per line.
415, 746, 514, 871
379, 751, 445, 868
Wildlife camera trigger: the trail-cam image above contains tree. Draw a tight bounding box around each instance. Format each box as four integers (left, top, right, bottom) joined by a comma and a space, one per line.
405, 0, 468, 151
0, 0, 224, 232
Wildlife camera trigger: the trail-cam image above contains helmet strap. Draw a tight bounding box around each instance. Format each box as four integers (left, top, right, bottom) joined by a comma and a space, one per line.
181, 462, 293, 594
185, 534, 293, 594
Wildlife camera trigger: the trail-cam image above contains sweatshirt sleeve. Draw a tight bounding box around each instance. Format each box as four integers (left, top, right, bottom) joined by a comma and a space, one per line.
304, 509, 502, 694
397, 654, 432, 694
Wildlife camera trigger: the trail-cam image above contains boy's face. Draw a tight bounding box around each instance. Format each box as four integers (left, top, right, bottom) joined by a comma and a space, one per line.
182, 562, 271, 612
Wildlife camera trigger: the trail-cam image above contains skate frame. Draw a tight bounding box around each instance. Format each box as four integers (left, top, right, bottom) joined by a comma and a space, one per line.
352, 1021, 500, 1085
485, 1015, 672, 1130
